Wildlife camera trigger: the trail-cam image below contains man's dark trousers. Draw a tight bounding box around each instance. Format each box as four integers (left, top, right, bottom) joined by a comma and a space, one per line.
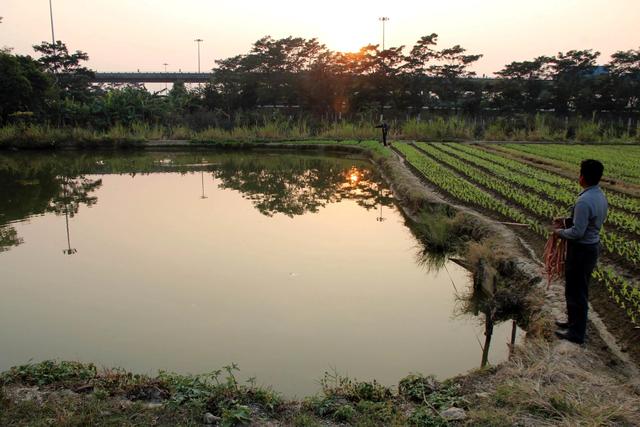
564, 241, 599, 342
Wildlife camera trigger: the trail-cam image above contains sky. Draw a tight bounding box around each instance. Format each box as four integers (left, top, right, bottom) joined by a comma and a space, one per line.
1, 0, 639, 76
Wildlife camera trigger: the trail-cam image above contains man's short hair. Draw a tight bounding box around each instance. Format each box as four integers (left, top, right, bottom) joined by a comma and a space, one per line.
580, 159, 604, 186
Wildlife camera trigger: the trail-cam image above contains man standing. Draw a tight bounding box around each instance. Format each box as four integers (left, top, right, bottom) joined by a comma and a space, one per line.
553, 159, 608, 344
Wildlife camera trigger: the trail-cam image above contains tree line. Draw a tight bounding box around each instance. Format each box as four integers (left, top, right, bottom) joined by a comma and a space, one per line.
1, 28, 639, 131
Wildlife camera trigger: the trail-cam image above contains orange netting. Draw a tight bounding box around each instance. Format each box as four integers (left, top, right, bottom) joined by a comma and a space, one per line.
544, 233, 567, 288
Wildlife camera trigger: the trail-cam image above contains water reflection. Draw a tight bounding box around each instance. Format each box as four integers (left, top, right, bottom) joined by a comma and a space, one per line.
212, 158, 393, 217
0, 159, 102, 253
0, 152, 394, 253
200, 170, 208, 200
416, 248, 522, 368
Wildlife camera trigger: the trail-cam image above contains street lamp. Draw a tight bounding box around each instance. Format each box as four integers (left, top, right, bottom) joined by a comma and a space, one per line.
49, 0, 57, 77
194, 38, 203, 73
163, 62, 169, 91
378, 17, 389, 50
49, 0, 56, 46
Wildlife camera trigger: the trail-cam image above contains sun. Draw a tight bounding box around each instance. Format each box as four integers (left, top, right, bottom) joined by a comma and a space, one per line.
324, 28, 378, 53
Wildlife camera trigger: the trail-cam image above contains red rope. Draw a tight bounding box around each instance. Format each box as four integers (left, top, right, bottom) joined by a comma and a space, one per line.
544, 233, 567, 289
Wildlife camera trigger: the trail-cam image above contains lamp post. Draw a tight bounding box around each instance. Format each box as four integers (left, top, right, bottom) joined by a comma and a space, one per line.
163, 62, 169, 91
49, 0, 56, 46
49, 0, 57, 78
378, 17, 389, 50
194, 38, 203, 73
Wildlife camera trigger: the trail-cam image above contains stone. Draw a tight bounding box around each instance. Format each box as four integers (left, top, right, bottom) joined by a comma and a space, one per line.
203, 413, 221, 424
440, 407, 466, 421
475, 392, 490, 399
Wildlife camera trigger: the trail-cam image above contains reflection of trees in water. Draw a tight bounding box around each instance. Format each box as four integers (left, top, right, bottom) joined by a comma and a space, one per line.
47, 176, 102, 217
0, 168, 102, 253
213, 158, 394, 217
0, 226, 23, 253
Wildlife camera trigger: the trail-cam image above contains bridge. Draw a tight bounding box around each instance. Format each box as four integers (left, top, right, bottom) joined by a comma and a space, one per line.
93, 72, 213, 84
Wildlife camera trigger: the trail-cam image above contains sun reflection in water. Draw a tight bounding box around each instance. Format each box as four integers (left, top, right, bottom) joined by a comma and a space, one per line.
346, 167, 361, 185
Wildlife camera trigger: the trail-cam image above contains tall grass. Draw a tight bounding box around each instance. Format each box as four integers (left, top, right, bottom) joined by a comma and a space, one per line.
0, 115, 638, 147
193, 119, 311, 142
318, 122, 379, 140
525, 115, 566, 142
575, 120, 601, 142
401, 117, 474, 140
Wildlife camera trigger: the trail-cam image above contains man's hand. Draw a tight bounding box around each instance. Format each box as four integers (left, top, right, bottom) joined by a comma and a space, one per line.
546, 223, 563, 236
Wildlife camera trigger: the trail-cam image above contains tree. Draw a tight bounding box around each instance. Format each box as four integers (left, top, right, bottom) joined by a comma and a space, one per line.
494, 56, 553, 112
0, 52, 52, 121
33, 41, 95, 102
398, 34, 440, 115
548, 50, 601, 114
428, 45, 483, 108
605, 48, 640, 112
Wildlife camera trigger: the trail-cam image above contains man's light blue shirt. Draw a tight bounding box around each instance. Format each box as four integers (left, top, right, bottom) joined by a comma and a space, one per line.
559, 185, 608, 244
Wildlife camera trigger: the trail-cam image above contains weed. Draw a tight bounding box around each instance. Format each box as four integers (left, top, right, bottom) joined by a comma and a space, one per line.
408, 407, 446, 426
399, 374, 440, 403
320, 370, 392, 403
0, 360, 97, 387
221, 403, 252, 426
291, 413, 322, 427
333, 404, 357, 422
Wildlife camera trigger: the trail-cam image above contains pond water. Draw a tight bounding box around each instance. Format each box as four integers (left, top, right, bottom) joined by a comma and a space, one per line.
0, 150, 518, 397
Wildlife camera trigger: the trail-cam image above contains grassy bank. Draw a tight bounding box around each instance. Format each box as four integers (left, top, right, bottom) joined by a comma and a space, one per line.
1, 115, 639, 148
0, 360, 470, 426
3, 344, 638, 426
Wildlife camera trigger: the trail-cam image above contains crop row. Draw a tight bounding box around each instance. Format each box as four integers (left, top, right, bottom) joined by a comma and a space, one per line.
501, 144, 640, 186
394, 143, 547, 236
593, 267, 640, 325
446, 143, 640, 215
414, 142, 640, 266
395, 142, 640, 325
437, 143, 640, 236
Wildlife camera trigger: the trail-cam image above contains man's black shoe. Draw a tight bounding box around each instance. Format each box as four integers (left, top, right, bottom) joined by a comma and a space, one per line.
554, 330, 584, 345
555, 320, 570, 329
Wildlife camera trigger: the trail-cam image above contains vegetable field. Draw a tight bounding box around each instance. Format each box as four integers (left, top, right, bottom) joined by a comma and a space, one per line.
393, 142, 640, 325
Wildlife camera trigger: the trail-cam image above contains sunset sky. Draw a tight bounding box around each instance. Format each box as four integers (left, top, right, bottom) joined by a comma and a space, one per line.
1, 0, 639, 76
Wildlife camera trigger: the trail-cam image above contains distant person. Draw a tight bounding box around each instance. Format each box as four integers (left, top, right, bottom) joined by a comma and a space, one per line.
553, 159, 608, 344
375, 121, 389, 146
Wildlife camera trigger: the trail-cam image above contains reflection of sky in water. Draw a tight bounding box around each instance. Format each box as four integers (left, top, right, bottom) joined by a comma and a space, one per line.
0, 153, 519, 397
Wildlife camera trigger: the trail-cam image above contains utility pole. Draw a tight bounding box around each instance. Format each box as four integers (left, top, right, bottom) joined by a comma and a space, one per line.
378, 17, 389, 50
194, 38, 203, 73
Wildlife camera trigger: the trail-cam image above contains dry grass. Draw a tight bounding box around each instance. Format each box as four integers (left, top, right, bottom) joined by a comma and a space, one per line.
465, 339, 640, 426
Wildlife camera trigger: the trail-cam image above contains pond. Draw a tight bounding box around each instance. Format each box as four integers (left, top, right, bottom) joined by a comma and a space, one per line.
0, 150, 518, 397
